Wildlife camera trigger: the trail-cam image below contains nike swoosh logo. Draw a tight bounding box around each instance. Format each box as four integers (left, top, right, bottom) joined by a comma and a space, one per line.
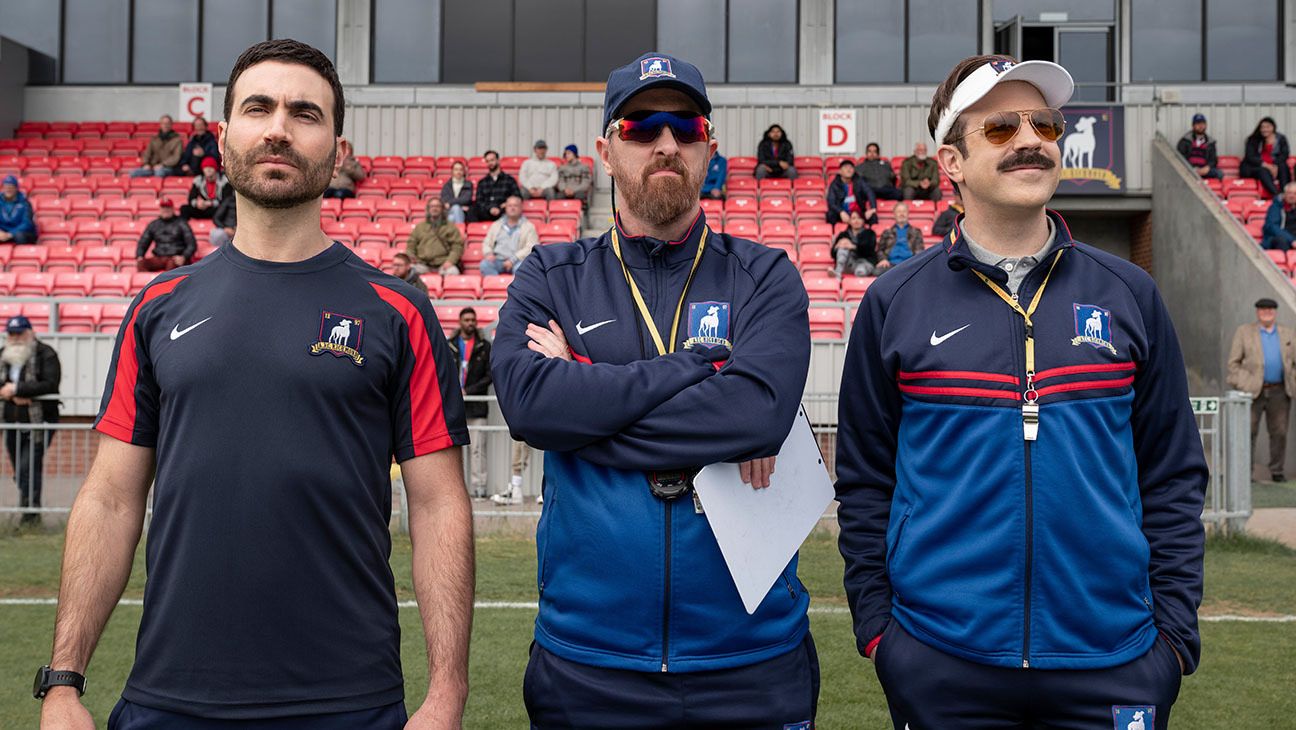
575, 319, 615, 335
170, 317, 213, 341
930, 324, 971, 346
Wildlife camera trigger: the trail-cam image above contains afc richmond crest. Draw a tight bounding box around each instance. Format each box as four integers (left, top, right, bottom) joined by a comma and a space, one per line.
1071, 303, 1118, 355
309, 311, 365, 366
1111, 706, 1154, 730
640, 57, 676, 80
683, 301, 731, 350
988, 58, 1016, 74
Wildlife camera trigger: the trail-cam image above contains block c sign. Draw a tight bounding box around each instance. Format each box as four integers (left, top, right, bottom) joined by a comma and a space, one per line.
819, 109, 857, 155
178, 83, 213, 121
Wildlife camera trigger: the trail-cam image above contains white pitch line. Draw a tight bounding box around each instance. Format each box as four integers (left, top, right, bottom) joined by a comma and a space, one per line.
1, 598, 1293, 622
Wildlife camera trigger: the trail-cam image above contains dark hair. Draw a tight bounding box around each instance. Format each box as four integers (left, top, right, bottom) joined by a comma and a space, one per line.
928, 54, 1018, 156
459, 307, 477, 318
393, 252, 411, 263
1249, 116, 1279, 143
838, 159, 855, 169
483, 150, 500, 160
763, 124, 788, 141
866, 142, 880, 153
224, 39, 345, 136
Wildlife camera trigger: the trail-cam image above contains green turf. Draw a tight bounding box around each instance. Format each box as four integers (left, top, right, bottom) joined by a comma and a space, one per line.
1, 529, 1293, 728
1252, 481, 1296, 508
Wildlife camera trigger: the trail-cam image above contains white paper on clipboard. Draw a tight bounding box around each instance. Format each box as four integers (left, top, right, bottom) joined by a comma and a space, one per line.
692, 405, 835, 614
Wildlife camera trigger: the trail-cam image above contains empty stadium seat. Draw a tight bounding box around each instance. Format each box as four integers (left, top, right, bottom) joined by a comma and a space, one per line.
799, 243, 833, 271
9, 247, 50, 273
841, 276, 875, 303
482, 275, 512, 301
808, 307, 846, 339
419, 273, 444, 298
92, 272, 133, 296
100, 303, 130, 333
442, 275, 483, 299
0, 271, 15, 295
802, 274, 841, 302
45, 246, 86, 273
22, 303, 51, 331
57, 302, 101, 333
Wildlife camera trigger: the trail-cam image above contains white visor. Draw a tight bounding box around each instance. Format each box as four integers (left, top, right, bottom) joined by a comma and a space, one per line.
932, 59, 1075, 146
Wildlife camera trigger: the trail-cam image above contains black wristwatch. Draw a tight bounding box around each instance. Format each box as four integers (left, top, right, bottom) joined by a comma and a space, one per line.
33, 665, 86, 699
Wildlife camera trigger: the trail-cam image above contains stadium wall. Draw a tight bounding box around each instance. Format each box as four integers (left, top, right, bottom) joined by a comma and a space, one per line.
0, 38, 28, 145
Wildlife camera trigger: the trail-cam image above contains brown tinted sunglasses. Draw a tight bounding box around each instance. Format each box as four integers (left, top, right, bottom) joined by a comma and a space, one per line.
954, 108, 1067, 145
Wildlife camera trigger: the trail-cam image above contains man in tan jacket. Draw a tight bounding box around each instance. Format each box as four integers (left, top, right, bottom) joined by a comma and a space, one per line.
129, 115, 185, 178
1228, 297, 1296, 481
406, 198, 464, 274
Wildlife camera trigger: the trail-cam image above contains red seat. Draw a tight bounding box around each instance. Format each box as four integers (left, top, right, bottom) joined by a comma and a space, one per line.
724, 221, 760, 239
45, 246, 86, 273
0, 271, 15, 295
130, 272, 160, 295
548, 199, 583, 222
799, 243, 834, 272
841, 276, 876, 303
72, 220, 111, 246
482, 274, 513, 301
539, 222, 576, 243
339, 198, 377, 222
22, 303, 51, 331
13, 271, 55, 296
433, 305, 463, 336
9, 247, 51, 273
729, 157, 758, 176
808, 307, 846, 339
57, 302, 102, 333
323, 221, 358, 246
802, 274, 841, 302
796, 221, 834, 244
109, 220, 147, 247
373, 198, 410, 223
92, 271, 133, 296
355, 220, 395, 248
441, 274, 483, 299
386, 177, 424, 200
1265, 249, 1287, 270
99, 302, 130, 333
52, 271, 94, 296
758, 178, 793, 193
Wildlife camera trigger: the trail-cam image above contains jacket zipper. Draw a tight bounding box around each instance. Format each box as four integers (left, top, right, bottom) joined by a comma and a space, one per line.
1023, 438, 1034, 668
662, 497, 673, 672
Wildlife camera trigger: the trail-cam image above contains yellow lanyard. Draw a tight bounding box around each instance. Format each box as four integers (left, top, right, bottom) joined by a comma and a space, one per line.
609, 226, 708, 356
970, 249, 1064, 440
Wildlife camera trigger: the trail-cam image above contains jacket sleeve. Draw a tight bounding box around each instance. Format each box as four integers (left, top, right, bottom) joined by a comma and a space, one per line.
826, 182, 844, 219
518, 160, 537, 189
180, 223, 196, 258
1242, 139, 1262, 168
445, 226, 465, 266
1176, 137, 1191, 159
857, 179, 878, 223
491, 254, 718, 451
1262, 203, 1295, 244
931, 209, 955, 238
571, 167, 592, 196
15, 345, 60, 398
136, 222, 155, 259
515, 223, 539, 261
464, 340, 493, 395
541, 162, 559, 189
187, 183, 202, 206
1130, 281, 1209, 675
16, 201, 36, 235
571, 255, 810, 469
1226, 327, 1248, 391
1207, 140, 1218, 168
835, 285, 903, 656
480, 221, 498, 257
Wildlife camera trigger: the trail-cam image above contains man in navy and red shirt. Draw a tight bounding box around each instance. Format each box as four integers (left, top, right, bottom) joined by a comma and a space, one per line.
492, 53, 816, 729
38, 40, 473, 729
836, 54, 1207, 729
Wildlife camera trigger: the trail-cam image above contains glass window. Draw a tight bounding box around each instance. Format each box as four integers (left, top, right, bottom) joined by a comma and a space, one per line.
0, 1, 60, 56
373, 0, 443, 82
586, 0, 655, 82
440, 0, 509, 83
657, 0, 726, 82
992, 0, 1115, 23
1057, 30, 1111, 102
63, 0, 130, 83
836, 0, 904, 83
728, 0, 798, 83
202, 0, 269, 83
514, 0, 583, 82
133, 0, 199, 83
272, 0, 337, 61
1131, 0, 1202, 82
907, 0, 978, 83
1206, 0, 1277, 81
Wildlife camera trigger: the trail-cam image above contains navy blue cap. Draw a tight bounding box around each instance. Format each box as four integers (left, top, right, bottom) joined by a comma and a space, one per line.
603, 53, 711, 132
6, 315, 32, 333
1192, 113, 1207, 124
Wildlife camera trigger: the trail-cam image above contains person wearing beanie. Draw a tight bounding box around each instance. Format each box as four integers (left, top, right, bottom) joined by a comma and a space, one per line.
556, 143, 592, 209
0, 175, 38, 244
180, 156, 229, 220
1228, 297, 1296, 482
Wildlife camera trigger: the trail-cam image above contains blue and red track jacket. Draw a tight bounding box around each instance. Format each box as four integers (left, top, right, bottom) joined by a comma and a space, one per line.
835, 210, 1208, 673
492, 212, 812, 673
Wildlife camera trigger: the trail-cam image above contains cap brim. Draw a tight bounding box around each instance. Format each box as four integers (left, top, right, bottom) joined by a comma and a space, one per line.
610, 78, 712, 122
994, 60, 1075, 109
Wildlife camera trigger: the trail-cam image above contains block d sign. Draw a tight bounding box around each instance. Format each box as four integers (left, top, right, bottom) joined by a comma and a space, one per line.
819, 109, 856, 155
178, 83, 213, 121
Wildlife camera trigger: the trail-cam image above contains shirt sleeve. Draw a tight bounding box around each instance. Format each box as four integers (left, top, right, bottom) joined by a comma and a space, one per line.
370, 282, 469, 461
94, 277, 187, 445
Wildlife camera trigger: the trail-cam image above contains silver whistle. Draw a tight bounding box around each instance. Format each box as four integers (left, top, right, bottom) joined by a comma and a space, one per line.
1022, 402, 1040, 441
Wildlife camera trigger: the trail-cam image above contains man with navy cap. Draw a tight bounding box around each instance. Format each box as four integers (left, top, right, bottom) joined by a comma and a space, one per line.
1177, 112, 1223, 180
836, 54, 1207, 728
493, 52, 816, 728
0, 315, 60, 527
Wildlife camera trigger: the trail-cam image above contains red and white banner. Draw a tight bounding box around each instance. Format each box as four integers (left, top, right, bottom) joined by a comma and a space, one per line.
178, 83, 213, 121
818, 109, 856, 155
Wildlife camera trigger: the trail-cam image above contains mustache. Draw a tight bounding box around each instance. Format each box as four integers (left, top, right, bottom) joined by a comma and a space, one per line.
248, 143, 306, 168
998, 150, 1055, 172
642, 156, 690, 182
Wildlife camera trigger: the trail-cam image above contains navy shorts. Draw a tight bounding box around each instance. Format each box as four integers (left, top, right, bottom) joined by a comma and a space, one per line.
524, 633, 820, 729
874, 622, 1182, 730
107, 698, 408, 729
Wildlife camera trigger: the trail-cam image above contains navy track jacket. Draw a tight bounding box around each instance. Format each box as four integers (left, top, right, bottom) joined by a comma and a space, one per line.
492, 212, 812, 673
835, 210, 1208, 673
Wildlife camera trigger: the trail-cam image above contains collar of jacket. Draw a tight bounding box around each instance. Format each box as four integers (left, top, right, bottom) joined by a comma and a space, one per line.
943, 208, 1075, 284
612, 209, 707, 269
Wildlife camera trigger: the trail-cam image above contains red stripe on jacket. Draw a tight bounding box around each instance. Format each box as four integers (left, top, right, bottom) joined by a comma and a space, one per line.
898, 370, 1019, 385
898, 384, 1021, 400
1034, 375, 1136, 398
370, 283, 456, 456
1035, 361, 1135, 382
96, 275, 187, 442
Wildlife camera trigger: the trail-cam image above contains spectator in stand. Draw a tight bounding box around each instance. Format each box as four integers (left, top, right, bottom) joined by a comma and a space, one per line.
0, 314, 60, 527
1177, 113, 1222, 181
407, 197, 464, 275
177, 117, 221, 176
858, 142, 903, 200
1261, 182, 1296, 251
701, 151, 727, 199
825, 159, 878, 225
391, 252, 428, 296
831, 210, 879, 278
130, 114, 184, 178
0, 175, 37, 244
136, 199, 196, 272
210, 193, 237, 247
440, 161, 474, 224
875, 201, 922, 274
323, 151, 366, 199
901, 142, 942, 200
181, 157, 229, 220
1241, 116, 1292, 199
755, 124, 798, 180
519, 140, 559, 200
556, 145, 592, 209
931, 187, 964, 239
473, 150, 521, 222
448, 307, 492, 498
480, 195, 538, 276
1228, 298, 1296, 482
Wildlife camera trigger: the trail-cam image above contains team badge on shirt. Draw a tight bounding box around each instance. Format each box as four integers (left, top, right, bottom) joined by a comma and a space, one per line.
683, 301, 731, 350
640, 57, 676, 80
1111, 705, 1154, 730
1071, 303, 1118, 355
309, 310, 366, 366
